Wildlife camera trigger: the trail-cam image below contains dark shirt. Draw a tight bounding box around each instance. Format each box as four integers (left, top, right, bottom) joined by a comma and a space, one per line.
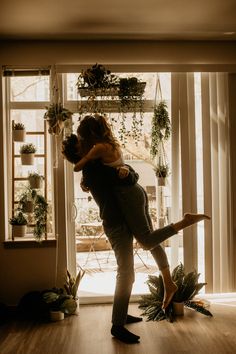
82, 160, 139, 227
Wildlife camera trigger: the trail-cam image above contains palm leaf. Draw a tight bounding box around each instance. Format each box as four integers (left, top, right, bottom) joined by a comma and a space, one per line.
184, 301, 213, 317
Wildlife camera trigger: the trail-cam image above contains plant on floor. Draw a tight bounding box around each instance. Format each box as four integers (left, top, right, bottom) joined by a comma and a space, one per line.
42, 288, 77, 315
64, 269, 85, 301
139, 263, 213, 322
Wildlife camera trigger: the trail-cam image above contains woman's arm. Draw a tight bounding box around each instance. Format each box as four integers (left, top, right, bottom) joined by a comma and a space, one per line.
74, 144, 106, 172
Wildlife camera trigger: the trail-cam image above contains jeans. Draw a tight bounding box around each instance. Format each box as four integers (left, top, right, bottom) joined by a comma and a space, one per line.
114, 183, 177, 268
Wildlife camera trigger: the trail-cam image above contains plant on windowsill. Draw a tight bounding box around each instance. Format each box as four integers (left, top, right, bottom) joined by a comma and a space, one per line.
20, 143, 37, 165
154, 163, 170, 186
44, 103, 73, 136
12, 122, 26, 142
28, 172, 43, 189
9, 212, 27, 238
139, 263, 213, 323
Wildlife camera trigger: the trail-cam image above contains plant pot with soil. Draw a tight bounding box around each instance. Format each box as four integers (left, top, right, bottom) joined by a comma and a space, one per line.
12, 122, 26, 142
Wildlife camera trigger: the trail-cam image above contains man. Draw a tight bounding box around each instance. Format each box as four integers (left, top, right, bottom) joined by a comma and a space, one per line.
62, 134, 142, 344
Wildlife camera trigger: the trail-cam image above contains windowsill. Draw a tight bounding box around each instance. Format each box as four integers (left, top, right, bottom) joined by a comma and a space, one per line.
3, 238, 57, 249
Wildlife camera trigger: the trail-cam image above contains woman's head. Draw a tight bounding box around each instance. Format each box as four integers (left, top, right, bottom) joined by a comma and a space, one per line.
61, 134, 81, 164
77, 114, 119, 151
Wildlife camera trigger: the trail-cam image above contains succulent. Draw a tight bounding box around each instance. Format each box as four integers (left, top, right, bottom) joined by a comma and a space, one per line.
9, 212, 27, 225
20, 143, 36, 154
13, 122, 25, 130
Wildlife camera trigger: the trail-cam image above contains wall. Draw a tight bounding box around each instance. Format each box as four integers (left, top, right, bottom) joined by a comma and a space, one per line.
0, 40, 236, 305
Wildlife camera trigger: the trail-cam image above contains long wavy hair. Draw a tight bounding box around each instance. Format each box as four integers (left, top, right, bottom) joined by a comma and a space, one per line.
77, 114, 120, 156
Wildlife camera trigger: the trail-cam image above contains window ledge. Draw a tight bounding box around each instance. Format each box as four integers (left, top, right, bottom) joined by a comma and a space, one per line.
3, 239, 57, 249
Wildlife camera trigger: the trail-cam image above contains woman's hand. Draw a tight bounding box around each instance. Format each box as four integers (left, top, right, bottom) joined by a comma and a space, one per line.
80, 177, 90, 192
117, 166, 130, 179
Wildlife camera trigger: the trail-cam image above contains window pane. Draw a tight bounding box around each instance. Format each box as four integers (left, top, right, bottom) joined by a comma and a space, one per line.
11, 110, 45, 132
10, 76, 49, 102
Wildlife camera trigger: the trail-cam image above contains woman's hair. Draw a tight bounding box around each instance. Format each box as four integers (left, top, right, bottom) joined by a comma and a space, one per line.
61, 134, 81, 164
77, 114, 119, 154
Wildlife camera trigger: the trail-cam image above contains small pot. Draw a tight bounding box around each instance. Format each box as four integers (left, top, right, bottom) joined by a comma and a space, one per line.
50, 311, 64, 321
13, 129, 26, 142
173, 302, 184, 316
158, 177, 166, 186
12, 224, 27, 238
21, 153, 35, 165
28, 176, 42, 189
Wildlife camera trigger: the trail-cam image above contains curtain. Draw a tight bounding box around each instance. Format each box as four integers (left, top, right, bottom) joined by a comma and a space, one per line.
171, 72, 233, 292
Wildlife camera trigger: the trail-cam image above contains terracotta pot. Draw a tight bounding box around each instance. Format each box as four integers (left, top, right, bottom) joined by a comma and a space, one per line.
20, 153, 35, 165
173, 302, 184, 316
12, 225, 26, 238
13, 129, 26, 142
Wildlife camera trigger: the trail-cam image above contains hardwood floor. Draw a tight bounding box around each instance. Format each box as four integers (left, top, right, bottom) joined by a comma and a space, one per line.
0, 301, 236, 354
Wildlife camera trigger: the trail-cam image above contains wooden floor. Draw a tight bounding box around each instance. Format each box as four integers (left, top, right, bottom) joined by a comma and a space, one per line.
0, 301, 236, 354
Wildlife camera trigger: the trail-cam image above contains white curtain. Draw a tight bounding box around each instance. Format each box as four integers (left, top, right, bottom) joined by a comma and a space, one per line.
171, 72, 233, 293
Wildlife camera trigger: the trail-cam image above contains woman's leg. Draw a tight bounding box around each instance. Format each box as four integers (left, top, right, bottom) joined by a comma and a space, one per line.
114, 184, 210, 250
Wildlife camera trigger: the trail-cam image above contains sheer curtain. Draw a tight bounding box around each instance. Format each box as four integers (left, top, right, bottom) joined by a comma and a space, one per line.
171, 72, 234, 293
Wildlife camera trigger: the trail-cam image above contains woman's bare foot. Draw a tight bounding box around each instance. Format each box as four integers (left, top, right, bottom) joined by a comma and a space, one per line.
173, 213, 211, 233
162, 282, 178, 310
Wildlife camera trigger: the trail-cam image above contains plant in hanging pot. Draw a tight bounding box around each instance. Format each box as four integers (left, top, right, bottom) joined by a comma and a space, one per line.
139, 263, 213, 323
12, 122, 26, 142
9, 212, 27, 238
44, 103, 73, 136
28, 172, 43, 189
20, 143, 37, 165
154, 164, 170, 186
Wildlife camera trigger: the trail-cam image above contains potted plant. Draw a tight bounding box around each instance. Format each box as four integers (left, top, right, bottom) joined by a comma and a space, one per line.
9, 212, 27, 238
64, 269, 85, 315
20, 143, 37, 165
44, 103, 73, 136
42, 287, 78, 321
154, 164, 170, 186
12, 122, 26, 142
33, 193, 48, 242
18, 188, 37, 214
139, 263, 213, 322
28, 172, 43, 189
150, 101, 171, 159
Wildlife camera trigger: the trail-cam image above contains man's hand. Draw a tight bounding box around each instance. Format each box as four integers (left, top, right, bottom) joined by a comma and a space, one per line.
117, 166, 130, 179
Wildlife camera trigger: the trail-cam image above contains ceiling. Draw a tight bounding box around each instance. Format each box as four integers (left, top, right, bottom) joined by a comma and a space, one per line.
0, 0, 236, 41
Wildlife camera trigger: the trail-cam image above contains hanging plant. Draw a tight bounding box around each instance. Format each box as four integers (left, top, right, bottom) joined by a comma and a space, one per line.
139, 263, 213, 322
44, 103, 73, 136
150, 101, 171, 159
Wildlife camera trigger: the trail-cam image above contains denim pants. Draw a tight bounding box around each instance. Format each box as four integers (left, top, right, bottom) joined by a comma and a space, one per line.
103, 184, 177, 326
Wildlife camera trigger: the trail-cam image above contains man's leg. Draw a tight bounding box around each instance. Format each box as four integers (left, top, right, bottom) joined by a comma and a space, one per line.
104, 223, 140, 344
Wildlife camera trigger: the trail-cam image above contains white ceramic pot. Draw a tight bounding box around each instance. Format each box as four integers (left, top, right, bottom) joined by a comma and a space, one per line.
12, 224, 26, 238
173, 302, 184, 316
50, 311, 64, 321
13, 129, 26, 142
21, 153, 35, 165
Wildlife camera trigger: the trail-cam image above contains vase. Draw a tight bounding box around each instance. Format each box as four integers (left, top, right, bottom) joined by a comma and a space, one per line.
50, 311, 64, 321
173, 302, 184, 316
20, 153, 35, 165
13, 129, 26, 142
12, 225, 26, 238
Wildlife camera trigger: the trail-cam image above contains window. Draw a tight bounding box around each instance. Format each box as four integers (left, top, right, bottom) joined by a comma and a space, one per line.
4, 71, 54, 241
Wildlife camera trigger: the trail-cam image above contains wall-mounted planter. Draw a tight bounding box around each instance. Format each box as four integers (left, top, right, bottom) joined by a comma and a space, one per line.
20, 153, 35, 165
12, 224, 27, 238
13, 129, 26, 142
23, 200, 34, 213
28, 176, 43, 189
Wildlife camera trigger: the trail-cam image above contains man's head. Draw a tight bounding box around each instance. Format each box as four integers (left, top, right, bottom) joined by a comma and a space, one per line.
62, 134, 81, 164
